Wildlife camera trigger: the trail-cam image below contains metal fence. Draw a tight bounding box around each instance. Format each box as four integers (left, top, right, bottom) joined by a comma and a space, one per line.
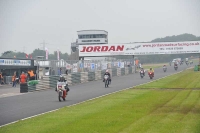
37, 59, 135, 77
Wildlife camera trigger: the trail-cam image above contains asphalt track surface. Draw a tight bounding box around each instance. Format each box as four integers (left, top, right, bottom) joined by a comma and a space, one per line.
0, 64, 194, 126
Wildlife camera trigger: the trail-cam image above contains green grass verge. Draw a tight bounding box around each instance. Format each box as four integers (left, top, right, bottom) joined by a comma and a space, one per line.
1, 69, 200, 133
135, 69, 200, 89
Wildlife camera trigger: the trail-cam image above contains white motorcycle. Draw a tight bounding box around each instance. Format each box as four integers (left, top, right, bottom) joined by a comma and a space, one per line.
56, 81, 69, 102
104, 75, 109, 88
163, 66, 167, 72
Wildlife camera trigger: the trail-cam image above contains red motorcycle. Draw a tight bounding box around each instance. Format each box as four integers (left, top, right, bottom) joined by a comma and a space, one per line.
56, 82, 67, 102
148, 71, 154, 79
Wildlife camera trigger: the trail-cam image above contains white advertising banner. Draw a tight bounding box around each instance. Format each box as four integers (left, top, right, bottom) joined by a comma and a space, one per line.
120, 62, 125, 68
72, 63, 78, 72
101, 63, 107, 70
79, 41, 200, 56
0, 59, 31, 66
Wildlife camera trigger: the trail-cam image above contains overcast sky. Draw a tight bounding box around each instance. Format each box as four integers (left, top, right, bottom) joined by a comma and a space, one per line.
0, 0, 200, 54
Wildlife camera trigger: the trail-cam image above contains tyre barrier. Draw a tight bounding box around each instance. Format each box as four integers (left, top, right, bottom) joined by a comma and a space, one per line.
121, 68, 125, 76
88, 72, 95, 81
112, 68, 117, 77
101, 70, 106, 79
28, 85, 36, 92
129, 67, 132, 74
20, 83, 28, 93
71, 73, 81, 84
29, 66, 136, 92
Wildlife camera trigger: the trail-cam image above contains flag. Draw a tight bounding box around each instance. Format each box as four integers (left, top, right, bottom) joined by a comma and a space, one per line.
57, 49, 60, 60
45, 47, 48, 60
29, 55, 32, 59
25, 54, 28, 58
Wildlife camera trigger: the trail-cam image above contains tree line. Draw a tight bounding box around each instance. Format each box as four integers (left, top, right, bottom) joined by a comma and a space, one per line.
1, 33, 200, 62
0, 49, 69, 60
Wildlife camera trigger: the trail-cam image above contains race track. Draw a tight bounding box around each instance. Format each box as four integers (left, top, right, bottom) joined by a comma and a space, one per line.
0, 64, 193, 126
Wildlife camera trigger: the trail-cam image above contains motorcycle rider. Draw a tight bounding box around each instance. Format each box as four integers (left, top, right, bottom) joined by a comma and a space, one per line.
140, 68, 145, 76
103, 70, 111, 84
148, 68, 154, 77
174, 62, 178, 68
55, 75, 69, 92
163, 65, 167, 72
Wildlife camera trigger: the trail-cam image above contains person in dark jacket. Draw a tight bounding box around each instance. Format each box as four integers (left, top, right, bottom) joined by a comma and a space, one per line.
103, 70, 111, 84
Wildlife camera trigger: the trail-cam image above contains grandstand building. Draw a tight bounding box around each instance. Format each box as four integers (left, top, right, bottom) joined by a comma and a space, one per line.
71, 30, 108, 53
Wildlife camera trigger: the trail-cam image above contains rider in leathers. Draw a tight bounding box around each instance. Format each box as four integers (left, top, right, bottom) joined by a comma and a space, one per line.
103, 70, 111, 84
55, 75, 69, 92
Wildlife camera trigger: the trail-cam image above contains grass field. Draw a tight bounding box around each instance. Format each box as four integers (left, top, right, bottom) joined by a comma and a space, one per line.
1, 69, 200, 133
142, 63, 167, 69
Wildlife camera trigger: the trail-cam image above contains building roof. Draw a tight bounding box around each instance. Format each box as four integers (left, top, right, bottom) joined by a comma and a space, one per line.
0, 57, 34, 60
77, 30, 108, 33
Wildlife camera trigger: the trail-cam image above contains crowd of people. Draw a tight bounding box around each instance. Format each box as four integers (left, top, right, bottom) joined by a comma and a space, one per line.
0, 69, 36, 87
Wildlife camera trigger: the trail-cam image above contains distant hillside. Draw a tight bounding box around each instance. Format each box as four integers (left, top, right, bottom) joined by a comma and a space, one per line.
151, 33, 200, 42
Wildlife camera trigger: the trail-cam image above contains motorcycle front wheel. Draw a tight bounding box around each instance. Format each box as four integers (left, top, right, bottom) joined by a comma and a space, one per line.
58, 91, 62, 102
105, 80, 108, 88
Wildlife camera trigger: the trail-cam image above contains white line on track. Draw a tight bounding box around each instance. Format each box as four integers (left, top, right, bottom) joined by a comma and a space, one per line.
0, 67, 192, 128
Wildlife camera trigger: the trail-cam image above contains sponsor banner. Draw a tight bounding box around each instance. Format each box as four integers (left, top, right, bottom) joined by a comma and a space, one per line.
101, 63, 107, 70
72, 63, 78, 72
66, 64, 71, 70
79, 41, 200, 56
120, 62, 125, 68
0, 59, 31, 66
91, 63, 95, 70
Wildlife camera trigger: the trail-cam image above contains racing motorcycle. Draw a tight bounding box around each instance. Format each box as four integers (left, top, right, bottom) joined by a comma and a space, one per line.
163, 66, 167, 72
56, 81, 69, 102
148, 72, 154, 79
140, 70, 145, 78
104, 75, 109, 88
174, 65, 178, 71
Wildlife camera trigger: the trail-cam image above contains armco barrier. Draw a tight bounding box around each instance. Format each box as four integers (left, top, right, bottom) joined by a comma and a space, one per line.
88, 72, 95, 81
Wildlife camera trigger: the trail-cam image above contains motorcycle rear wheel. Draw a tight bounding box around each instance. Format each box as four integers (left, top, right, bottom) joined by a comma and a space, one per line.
59, 92, 62, 102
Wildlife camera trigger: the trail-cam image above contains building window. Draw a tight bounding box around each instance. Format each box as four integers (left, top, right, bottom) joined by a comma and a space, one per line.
79, 34, 107, 39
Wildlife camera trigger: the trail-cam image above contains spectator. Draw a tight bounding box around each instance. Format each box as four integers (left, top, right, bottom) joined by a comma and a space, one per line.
12, 73, 16, 87
20, 72, 27, 84
65, 69, 68, 75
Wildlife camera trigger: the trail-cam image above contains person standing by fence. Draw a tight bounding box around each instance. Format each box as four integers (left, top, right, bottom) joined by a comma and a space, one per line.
12, 72, 16, 87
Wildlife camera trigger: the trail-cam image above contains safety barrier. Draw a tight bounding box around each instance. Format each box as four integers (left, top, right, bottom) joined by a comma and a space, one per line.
121, 68, 125, 76
25, 66, 136, 92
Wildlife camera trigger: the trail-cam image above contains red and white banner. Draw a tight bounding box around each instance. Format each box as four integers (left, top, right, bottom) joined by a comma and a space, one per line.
79, 41, 200, 56
25, 54, 28, 58
45, 47, 48, 60
57, 49, 60, 60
